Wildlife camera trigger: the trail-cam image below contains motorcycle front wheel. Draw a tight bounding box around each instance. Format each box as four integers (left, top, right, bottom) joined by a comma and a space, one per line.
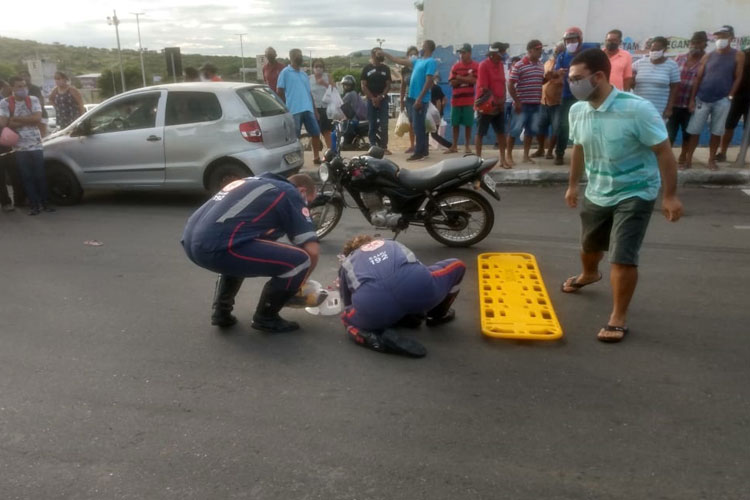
424, 188, 495, 247
310, 196, 344, 240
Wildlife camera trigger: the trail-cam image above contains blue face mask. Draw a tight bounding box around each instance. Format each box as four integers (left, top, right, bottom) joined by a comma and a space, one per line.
14, 89, 28, 99
419, 50, 424, 57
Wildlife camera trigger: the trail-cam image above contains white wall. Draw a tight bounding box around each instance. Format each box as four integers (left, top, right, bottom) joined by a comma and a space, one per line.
423, 0, 750, 56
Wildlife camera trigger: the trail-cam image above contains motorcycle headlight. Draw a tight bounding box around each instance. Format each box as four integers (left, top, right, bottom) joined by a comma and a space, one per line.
318, 163, 330, 183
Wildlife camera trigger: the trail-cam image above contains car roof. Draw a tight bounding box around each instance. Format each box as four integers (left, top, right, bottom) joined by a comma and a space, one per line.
115, 81, 266, 97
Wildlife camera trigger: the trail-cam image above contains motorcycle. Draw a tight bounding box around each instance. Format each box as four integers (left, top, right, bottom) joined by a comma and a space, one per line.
310, 122, 500, 247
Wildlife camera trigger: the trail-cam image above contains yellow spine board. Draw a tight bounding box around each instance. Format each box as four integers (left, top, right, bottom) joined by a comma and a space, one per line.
478, 253, 563, 340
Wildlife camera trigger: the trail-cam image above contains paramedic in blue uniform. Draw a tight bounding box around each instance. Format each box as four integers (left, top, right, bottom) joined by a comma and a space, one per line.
181, 173, 320, 333
338, 235, 466, 357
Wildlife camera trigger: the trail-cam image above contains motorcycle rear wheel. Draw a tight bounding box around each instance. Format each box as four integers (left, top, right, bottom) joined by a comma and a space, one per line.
310, 197, 344, 240
424, 188, 494, 247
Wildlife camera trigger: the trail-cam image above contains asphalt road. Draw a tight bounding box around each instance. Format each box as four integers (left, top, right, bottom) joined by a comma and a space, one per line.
1, 186, 749, 499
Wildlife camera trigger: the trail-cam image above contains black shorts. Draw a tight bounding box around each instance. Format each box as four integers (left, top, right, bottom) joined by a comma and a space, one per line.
316, 107, 333, 133
580, 196, 655, 266
725, 98, 749, 131
476, 112, 505, 137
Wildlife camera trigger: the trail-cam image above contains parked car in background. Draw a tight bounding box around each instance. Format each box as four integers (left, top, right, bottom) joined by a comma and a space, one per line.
42, 82, 303, 204
44, 105, 58, 134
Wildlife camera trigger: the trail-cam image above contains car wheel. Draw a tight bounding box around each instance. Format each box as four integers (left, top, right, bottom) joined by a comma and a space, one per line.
46, 162, 83, 205
207, 163, 250, 193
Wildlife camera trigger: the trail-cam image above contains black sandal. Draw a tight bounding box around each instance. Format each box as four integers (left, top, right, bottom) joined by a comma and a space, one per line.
560, 273, 602, 293
597, 325, 629, 343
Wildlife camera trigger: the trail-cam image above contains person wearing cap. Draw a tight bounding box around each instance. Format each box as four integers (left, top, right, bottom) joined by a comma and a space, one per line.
534, 42, 565, 159
685, 25, 745, 170
562, 48, 682, 343
507, 40, 545, 165
447, 43, 480, 154
670, 31, 708, 168
475, 41, 510, 164
604, 29, 633, 91
262, 47, 286, 94
199, 63, 222, 82
553, 27, 600, 165
719, 44, 750, 162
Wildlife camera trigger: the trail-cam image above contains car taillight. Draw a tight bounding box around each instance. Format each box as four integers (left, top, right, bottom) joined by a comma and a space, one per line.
239, 121, 263, 143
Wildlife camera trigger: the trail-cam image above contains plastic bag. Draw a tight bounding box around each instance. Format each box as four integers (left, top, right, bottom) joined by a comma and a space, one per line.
326, 89, 346, 121
287, 280, 328, 308
321, 86, 333, 106
425, 103, 439, 134
395, 110, 410, 137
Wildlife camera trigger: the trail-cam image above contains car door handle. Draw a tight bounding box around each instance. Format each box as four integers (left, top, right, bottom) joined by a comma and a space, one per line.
146, 135, 162, 142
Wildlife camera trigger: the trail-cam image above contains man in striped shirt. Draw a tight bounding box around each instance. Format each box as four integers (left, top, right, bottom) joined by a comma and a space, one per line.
181, 173, 321, 333
507, 40, 545, 165
447, 43, 480, 154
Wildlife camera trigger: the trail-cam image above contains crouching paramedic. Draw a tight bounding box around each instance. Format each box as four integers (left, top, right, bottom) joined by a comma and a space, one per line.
181, 173, 320, 333
338, 235, 466, 357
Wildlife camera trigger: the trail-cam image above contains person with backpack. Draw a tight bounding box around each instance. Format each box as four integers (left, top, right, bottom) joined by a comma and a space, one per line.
0, 76, 53, 216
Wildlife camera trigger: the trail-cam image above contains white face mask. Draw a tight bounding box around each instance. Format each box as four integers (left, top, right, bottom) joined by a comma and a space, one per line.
566, 42, 579, 54
569, 75, 597, 101
409, 54, 417, 62
650, 50, 665, 61
715, 39, 730, 50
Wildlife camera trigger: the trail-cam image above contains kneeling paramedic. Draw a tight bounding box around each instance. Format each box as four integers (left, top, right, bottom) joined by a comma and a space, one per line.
181, 173, 320, 333
338, 235, 466, 357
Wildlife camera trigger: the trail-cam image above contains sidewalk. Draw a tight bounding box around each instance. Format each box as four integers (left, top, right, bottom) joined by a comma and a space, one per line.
301, 146, 750, 186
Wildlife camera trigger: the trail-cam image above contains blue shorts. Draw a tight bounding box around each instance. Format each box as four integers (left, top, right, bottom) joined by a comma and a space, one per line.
509, 103, 542, 138
294, 110, 321, 138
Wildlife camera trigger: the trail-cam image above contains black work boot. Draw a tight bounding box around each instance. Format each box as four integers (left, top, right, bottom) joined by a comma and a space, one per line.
426, 291, 458, 327
396, 313, 424, 329
211, 275, 244, 327
346, 326, 426, 358
251, 282, 299, 333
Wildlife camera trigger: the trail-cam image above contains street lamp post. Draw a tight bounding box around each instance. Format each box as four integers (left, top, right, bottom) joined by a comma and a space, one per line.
107, 10, 127, 93
376, 38, 386, 48
236, 33, 247, 82
132, 12, 147, 87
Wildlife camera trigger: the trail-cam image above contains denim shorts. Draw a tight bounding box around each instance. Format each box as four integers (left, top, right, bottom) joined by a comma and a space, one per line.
686, 97, 731, 136
580, 196, 655, 266
509, 103, 542, 138
294, 110, 321, 137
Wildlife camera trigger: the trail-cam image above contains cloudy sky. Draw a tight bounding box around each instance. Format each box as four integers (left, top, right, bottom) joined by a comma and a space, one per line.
0, 0, 419, 57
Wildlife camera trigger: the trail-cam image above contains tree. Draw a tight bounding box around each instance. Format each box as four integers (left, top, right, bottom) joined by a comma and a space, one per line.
98, 67, 146, 99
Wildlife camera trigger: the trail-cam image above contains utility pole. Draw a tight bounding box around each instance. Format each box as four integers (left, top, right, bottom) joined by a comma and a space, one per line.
236, 33, 247, 82
132, 12, 147, 87
376, 38, 386, 48
107, 10, 127, 93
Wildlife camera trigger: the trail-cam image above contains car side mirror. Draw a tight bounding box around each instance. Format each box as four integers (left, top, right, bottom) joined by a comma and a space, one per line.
72, 120, 90, 137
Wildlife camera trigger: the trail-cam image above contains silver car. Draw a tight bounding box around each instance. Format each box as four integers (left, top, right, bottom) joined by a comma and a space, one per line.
43, 82, 304, 204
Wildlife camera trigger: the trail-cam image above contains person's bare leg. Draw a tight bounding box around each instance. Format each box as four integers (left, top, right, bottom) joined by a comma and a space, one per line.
495, 132, 509, 167
523, 133, 535, 163
505, 136, 516, 165
719, 128, 733, 158
562, 251, 604, 292
407, 126, 415, 152
322, 131, 332, 149
707, 134, 720, 170
546, 135, 557, 158
446, 126, 459, 153
685, 134, 700, 168
464, 127, 473, 153
312, 136, 323, 161
532, 135, 545, 157
597, 263, 638, 341
475, 133, 483, 158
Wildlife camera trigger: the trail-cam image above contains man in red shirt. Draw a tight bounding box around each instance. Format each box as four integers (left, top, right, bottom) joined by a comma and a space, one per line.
475, 42, 510, 165
199, 63, 223, 82
447, 43, 480, 154
263, 47, 286, 94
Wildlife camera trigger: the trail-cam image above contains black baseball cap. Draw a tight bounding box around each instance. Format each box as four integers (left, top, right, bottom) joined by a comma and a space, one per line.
489, 42, 509, 53
713, 25, 734, 36
456, 43, 472, 53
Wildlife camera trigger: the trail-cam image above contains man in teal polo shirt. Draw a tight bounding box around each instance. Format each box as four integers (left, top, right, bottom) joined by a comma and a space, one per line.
561, 49, 683, 343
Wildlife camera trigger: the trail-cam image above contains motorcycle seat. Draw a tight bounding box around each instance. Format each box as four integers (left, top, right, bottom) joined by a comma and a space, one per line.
398, 156, 482, 191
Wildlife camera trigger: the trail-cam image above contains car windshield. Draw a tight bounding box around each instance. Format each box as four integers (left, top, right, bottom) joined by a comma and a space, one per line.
236, 87, 287, 117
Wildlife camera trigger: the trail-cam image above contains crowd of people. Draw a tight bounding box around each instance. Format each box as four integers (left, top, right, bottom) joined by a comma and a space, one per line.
259, 26, 748, 170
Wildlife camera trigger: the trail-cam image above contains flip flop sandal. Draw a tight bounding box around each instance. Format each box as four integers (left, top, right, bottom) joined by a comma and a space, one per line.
560, 273, 602, 293
597, 325, 629, 343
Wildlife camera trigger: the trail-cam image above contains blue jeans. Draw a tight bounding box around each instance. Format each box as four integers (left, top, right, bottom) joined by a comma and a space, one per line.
407, 97, 428, 157
509, 103, 542, 138
538, 104, 561, 137
555, 97, 577, 158
293, 111, 321, 138
367, 99, 389, 148
15, 149, 47, 209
